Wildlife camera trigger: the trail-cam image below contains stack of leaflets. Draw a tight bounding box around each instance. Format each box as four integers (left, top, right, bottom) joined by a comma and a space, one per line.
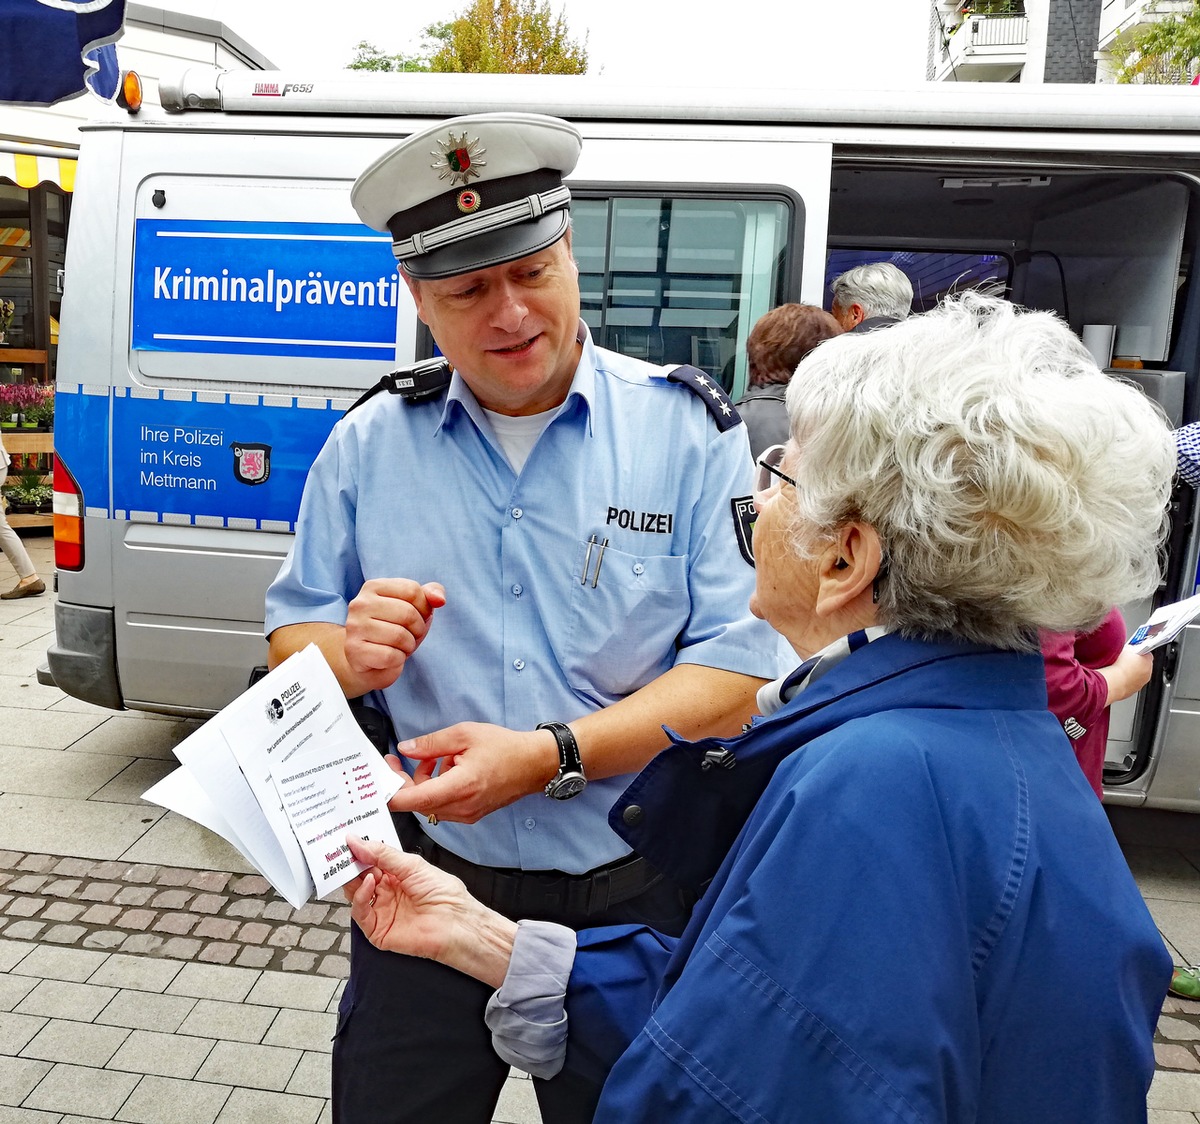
1127, 592, 1200, 654
143, 644, 403, 907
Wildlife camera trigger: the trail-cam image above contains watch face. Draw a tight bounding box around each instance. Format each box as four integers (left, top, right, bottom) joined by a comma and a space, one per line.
547, 773, 587, 800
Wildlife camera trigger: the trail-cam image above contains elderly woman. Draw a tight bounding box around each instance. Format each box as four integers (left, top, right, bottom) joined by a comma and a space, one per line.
345, 293, 1173, 1123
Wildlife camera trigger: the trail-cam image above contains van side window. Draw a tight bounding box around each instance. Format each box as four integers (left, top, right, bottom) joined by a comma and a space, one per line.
573, 195, 791, 394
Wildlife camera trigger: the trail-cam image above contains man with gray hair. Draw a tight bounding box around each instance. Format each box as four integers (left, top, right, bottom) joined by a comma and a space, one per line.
829, 261, 914, 333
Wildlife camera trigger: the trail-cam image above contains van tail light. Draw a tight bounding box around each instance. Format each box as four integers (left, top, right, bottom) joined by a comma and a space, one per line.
53, 453, 84, 571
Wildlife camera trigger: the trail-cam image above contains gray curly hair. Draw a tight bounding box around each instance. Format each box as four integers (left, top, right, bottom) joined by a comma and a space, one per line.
784, 292, 1174, 650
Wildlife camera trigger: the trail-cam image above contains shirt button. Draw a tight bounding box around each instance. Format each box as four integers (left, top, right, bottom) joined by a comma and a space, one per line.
513, 658, 525, 671
633, 563, 645, 575
511, 583, 523, 597
524, 818, 536, 830
511, 507, 524, 519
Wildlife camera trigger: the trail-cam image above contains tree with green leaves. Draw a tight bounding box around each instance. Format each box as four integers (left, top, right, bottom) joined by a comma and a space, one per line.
1117, 0, 1200, 83
430, 0, 587, 74
348, 38, 434, 73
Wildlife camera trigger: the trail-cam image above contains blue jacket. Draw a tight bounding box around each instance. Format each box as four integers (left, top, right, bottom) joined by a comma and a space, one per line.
565, 634, 1169, 1123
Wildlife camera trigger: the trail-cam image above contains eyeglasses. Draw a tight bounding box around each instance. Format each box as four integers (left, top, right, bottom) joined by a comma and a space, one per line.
755, 444, 797, 494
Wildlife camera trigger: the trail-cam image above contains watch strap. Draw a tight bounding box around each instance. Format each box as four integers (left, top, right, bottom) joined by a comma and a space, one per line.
536, 721, 584, 777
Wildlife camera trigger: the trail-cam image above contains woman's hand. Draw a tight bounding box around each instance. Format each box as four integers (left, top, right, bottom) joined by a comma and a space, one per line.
344, 834, 518, 988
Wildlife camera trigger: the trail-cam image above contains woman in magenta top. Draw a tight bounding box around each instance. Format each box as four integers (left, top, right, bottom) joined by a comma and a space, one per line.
1040, 607, 1153, 797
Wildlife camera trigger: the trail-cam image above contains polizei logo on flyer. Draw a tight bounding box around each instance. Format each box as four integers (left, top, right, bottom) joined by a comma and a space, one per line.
131, 219, 401, 361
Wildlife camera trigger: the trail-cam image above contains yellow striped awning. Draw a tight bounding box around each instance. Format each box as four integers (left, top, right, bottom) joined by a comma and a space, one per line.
0, 152, 76, 192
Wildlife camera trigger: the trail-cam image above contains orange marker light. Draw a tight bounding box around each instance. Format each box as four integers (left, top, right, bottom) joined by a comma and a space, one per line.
117, 71, 143, 113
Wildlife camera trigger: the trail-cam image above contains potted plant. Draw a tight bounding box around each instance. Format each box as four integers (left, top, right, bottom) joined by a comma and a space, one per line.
0, 382, 46, 427
0, 299, 13, 346
2, 469, 52, 513
23, 386, 54, 431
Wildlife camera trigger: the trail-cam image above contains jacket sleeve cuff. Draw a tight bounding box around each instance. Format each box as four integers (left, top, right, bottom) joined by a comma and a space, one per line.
484, 920, 576, 1080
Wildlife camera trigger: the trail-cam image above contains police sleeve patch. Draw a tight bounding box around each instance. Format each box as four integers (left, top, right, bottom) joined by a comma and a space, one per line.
731, 496, 756, 566
666, 365, 743, 432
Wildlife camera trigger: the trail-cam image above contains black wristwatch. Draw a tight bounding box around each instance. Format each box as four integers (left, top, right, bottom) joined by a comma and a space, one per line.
537, 722, 588, 800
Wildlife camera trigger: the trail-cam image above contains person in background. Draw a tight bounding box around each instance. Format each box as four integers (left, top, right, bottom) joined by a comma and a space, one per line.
342, 293, 1173, 1124
264, 112, 781, 1124
829, 260, 914, 333
735, 303, 842, 461
1174, 419, 1200, 485
1041, 609, 1154, 798
0, 433, 45, 600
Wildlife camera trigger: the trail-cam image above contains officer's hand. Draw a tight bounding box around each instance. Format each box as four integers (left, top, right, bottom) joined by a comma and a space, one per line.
387, 723, 559, 823
344, 579, 446, 691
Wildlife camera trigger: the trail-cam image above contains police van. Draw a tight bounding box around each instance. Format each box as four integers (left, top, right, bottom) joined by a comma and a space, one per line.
42, 69, 1200, 812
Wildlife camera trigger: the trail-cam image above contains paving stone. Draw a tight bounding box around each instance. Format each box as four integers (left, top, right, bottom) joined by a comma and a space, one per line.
159, 937, 203, 961
95, 990, 196, 1033
298, 930, 336, 953
229, 876, 272, 898
236, 923, 270, 946
196, 1039, 301, 1091
78, 883, 121, 903
212, 1086, 323, 1124
41, 880, 81, 900
152, 913, 198, 936
0, 942, 35, 973
51, 860, 93, 879
20, 1020, 130, 1067
315, 956, 348, 979
261, 902, 296, 923
107, 1028, 214, 1079
285, 1051, 330, 1100
289, 905, 330, 927
117, 909, 156, 931
187, 872, 232, 893
14, 858, 54, 875
114, 1073, 231, 1124
15, 980, 117, 1022
124, 866, 157, 884
263, 1010, 335, 1054
234, 948, 273, 970
0, 1012, 47, 1055
12, 946, 108, 984
42, 924, 88, 945
4, 878, 47, 895
1156, 1043, 1200, 1072
167, 964, 260, 1003
278, 952, 317, 974
82, 931, 126, 951
0, 976, 37, 1013
88, 862, 129, 881
80, 905, 121, 925
246, 974, 338, 1016
157, 868, 198, 888
1160, 1016, 1200, 1042
88, 953, 183, 993
225, 901, 263, 920
113, 887, 155, 907
198, 944, 239, 966
2, 923, 45, 942
0, 1100, 63, 1122
267, 926, 301, 949
193, 919, 238, 941
40, 903, 83, 923
180, 998, 277, 1045
119, 934, 165, 956
190, 895, 227, 916
23, 1061, 140, 1117
2, 921, 43, 940
150, 890, 192, 910
4, 900, 44, 919
0, 1055, 52, 1106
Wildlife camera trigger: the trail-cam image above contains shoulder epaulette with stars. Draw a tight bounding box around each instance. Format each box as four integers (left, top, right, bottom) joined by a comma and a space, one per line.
666, 364, 742, 432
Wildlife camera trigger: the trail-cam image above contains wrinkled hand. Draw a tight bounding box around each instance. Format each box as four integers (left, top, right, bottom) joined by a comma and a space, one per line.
387, 723, 558, 824
343, 834, 516, 987
344, 579, 446, 692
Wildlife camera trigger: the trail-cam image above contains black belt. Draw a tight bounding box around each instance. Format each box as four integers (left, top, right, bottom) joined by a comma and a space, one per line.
397, 815, 662, 922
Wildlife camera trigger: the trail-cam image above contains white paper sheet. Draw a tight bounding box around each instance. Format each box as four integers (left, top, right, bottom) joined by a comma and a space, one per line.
143, 644, 403, 907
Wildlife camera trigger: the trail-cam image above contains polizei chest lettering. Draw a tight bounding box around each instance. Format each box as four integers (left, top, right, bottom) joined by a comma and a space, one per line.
606, 507, 674, 534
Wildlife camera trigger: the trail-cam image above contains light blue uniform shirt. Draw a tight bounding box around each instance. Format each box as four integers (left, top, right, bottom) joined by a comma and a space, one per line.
265, 323, 784, 873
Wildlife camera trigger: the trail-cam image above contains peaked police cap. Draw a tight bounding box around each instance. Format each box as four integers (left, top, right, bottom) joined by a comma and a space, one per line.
351, 112, 582, 280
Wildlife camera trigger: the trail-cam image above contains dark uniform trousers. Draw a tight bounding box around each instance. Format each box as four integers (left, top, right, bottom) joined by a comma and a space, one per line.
332, 814, 696, 1124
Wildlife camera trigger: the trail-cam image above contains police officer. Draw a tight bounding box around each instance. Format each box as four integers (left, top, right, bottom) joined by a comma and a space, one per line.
265, 112, 783, 1124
